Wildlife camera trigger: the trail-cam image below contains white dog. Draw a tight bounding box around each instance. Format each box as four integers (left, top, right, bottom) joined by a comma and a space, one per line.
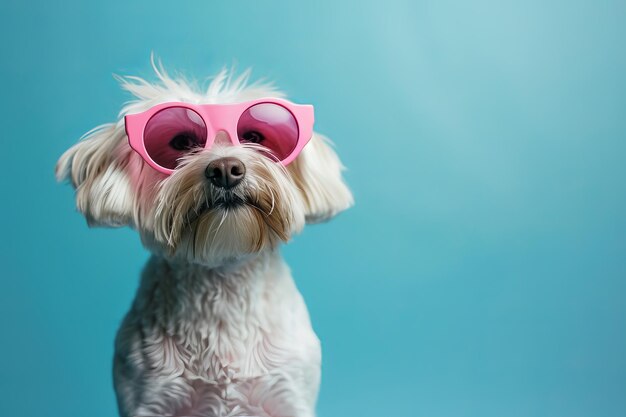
56, 61, 353, 417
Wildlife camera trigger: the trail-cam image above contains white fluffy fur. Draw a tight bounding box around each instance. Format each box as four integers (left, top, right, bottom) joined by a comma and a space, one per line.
56, 60, 353, 417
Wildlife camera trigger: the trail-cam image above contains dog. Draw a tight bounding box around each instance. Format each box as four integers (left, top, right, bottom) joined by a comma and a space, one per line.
56, 61, 353, 417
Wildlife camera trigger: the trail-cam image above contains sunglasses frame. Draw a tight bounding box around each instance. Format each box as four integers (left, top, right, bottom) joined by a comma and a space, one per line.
125, 98, 315, 175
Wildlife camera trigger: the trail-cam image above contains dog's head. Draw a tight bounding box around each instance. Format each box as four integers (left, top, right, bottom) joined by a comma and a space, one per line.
56, 62, 353, 266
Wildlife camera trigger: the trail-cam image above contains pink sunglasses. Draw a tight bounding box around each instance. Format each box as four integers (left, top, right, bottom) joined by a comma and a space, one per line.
125, 98, 315, 174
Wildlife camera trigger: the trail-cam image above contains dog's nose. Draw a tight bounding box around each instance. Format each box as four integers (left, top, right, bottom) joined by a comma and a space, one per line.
204, 157, 246, 189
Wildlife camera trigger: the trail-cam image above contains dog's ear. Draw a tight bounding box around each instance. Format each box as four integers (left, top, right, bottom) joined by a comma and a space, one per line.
56, 124, 136, 227
290, 133, 353, 223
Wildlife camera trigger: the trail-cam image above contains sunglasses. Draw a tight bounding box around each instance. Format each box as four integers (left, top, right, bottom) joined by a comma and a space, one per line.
125, 98, 315, 175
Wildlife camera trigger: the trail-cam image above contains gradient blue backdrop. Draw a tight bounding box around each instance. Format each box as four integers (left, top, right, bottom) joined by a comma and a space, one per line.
1, 1, 625, 416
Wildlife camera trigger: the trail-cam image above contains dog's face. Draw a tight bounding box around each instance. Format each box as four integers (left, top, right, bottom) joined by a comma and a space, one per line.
56, 66, 353, 266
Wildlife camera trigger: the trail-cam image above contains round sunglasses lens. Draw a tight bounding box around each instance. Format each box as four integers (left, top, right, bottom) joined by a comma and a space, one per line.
144, 107, 207, 170
237, 103, 299, 161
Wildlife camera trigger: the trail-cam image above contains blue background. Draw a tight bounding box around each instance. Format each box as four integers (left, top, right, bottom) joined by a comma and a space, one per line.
1, 1, 625, 416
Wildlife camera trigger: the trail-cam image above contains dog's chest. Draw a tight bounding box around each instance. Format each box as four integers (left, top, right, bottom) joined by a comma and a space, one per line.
116, 256, 320, 416
150, 266, 286, 382
168, 311, 272, 383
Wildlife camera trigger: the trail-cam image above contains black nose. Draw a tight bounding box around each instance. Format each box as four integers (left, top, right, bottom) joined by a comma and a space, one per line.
204, 157, 246, 189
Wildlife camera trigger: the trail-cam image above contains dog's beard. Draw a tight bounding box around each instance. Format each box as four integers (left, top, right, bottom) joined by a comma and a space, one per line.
149, 149, 304, 265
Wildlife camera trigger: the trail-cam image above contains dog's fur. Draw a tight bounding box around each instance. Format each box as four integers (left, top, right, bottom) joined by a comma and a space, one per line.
56, 62, 352, 417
